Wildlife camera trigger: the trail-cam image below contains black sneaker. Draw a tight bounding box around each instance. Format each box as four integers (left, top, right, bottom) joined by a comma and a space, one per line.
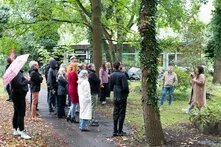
80, 128, 90, 132
6, 98, 12, 102
90, 121, 99, 127
112, 132, 118, 137
118, 131, 127, 136
70, 117, 79, 123
49, 109, 54, 113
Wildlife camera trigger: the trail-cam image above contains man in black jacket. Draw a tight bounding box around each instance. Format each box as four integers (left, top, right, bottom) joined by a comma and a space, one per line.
47, 59, 58, 113
45, 58, 54, 110
110, 61, 129, 136
88, 63, 101, 126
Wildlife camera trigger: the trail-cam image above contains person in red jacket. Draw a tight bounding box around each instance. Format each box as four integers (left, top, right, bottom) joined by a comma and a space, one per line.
67, 63, 79, 123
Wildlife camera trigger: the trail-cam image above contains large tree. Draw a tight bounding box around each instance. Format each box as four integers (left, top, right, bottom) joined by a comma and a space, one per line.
138, 0, 164, 146
207, 0, 221, 84
91, 0, 102, 75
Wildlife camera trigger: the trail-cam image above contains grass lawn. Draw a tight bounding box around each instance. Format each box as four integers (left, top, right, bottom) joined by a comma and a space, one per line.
125, 81, 191, 138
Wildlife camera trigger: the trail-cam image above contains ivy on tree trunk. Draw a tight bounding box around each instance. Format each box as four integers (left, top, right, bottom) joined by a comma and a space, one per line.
139, 0, 164, 146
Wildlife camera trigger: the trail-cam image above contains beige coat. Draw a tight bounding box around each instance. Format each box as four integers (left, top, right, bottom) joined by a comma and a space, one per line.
192, 74, 206, 108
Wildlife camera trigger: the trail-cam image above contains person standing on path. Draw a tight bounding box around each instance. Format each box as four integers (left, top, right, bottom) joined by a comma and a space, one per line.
67, 63, 79, 123
5, 58, 12, 101
67, 56, 78, 107
29, 61, 43, 119
11, 70, 31, 139
106, 62, 112, 98
78, 70, 92, 131
160, 65, 178, 106
88, 63, 100, 126
110, 61, 129, 136
99, 62, 109, 105
47, 59, 58, 113
57, 65, 68, 118
45, 58, 55, 109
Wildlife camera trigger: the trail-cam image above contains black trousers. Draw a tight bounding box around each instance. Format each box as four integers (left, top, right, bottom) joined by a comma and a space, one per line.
100, 83, 109, 102
57, 95, 66, 118
6, 84, 12, 100
48, 90, 57, 111
113, 99, 127, 133
12, 91, 27, 131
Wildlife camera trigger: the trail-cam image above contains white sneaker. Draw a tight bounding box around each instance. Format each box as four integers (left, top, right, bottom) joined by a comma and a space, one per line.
18, 130, 31, 139
182, 108, 189, 114
13, 129, 20, 136
101, 101, 106, 105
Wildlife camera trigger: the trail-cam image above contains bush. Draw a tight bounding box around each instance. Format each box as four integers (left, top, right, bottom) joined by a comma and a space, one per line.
173, 67, 190, 92
189, 101, 221, 135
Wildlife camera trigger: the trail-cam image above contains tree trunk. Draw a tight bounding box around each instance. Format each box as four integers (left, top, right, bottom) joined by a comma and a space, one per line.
103, 27, 115, 63
213, 58, 221, 84
91, 0, 102, 75
139, 0, 164, 146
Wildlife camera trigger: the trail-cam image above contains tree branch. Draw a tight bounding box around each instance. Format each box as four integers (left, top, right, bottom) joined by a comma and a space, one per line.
126, 0, 137, 29
76, 0, 91, 17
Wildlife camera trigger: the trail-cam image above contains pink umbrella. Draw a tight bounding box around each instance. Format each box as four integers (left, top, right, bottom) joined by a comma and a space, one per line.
3, 54, 29, 86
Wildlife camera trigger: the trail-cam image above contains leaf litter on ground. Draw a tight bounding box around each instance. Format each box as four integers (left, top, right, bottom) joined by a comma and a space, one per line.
0, 96, 67, 147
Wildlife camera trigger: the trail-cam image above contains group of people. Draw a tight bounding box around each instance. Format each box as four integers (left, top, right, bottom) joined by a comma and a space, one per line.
44, 56, 129, 135
6, 54, 206, 140
160, 64, 206, 113
6, 55, 130, 139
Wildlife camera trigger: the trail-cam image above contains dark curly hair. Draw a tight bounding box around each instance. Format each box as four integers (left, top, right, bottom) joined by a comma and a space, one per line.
197, 65, 204, 75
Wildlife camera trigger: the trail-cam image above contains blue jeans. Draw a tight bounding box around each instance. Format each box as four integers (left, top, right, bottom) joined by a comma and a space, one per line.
160, 86, 174, 105
79, 119, 89, 130
68, 103, 78, 118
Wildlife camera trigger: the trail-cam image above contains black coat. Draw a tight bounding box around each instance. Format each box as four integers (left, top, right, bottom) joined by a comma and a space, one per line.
57, 75, 68, 95
47, 59, 58, 90
30, 68, 43, 92
88, 69, 101, 94
44, 64, 50, 81
11, 71, 29, 93
110, 70, 129, 100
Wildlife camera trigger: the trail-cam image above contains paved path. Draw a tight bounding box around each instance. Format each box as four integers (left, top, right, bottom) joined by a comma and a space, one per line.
27, 89, 116, 147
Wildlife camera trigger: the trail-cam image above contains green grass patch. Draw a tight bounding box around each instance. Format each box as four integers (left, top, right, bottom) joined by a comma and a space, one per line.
125, 79, 221, 134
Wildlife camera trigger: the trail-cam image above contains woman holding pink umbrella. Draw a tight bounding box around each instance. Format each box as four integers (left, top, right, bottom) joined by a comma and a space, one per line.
3, 54, 32, 139
11, 70, 31, 139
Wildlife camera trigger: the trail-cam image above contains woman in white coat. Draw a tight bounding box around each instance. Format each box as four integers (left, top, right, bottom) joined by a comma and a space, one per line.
78, 70, 92, 131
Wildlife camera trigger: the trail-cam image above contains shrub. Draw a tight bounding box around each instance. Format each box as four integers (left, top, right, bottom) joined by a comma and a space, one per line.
173, 67, 190, 92
189, 101, 221, 135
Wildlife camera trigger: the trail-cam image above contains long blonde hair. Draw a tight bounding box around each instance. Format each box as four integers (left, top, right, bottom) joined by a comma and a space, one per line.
67, 63, 78, 75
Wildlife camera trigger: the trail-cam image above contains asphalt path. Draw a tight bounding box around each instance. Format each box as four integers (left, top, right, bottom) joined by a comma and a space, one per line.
27, 89, 116, 147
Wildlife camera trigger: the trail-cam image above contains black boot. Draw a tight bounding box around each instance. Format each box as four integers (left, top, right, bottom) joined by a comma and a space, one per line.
66, 116, 71, 122
113, 120, 118, 136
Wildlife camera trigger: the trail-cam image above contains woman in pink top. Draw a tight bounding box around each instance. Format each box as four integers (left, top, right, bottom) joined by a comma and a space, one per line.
99, 63, 109, 104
